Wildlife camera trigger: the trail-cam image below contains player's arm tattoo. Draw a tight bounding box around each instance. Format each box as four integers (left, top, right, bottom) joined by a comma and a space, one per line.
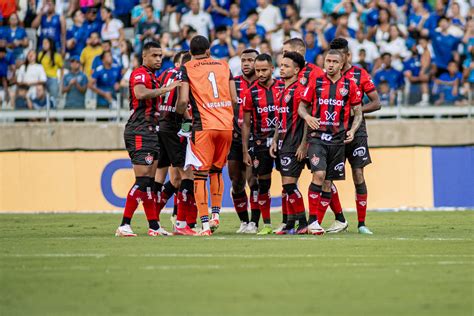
350, 105, 363, 133
362, 90, 381, 113
176, 81, 190, 114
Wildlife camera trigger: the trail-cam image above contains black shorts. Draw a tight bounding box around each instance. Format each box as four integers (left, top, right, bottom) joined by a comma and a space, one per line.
251, 148, 277, 176
278, 152, 307, 178
124, 131, 159, 166
227, 140, 243, 162
307, 140, 345, 181
345, 136, 372, 168
158, 131, 186, 168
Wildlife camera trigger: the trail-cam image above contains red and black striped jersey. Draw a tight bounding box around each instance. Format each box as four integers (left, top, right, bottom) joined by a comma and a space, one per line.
243, 79, 285, 150
302, 74, 362, 145
343, 65, 376, 137
157, 67, 183, 132
126, 65, 159, 134
298, 62, 325, 88
277, 80, 306, 153
233, 75, 254, 142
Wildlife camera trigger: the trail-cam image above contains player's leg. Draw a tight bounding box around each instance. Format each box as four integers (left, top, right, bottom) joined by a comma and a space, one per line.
325, 182, 348, 233
209, 168, 224, 231
173, 167, 197, 235
245, 167, 260, 234
352, 167, 372, 234
154, 166, 168, 221
228, 159, 250, 232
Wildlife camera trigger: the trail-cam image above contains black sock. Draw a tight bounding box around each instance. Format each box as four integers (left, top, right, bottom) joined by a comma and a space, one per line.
297, 213, 308, 227
358, 221, 365, 228
308, 215, 317, 224
238, 211, 249, 223
250, 209, 260, 226
173, 204, 178, 216
121, 217, 131, 226
335, 212, 346, 222
188, 222, 196, 229
153, 181, 163, 195
148, 220, 160, 230
282, 213, 288, 224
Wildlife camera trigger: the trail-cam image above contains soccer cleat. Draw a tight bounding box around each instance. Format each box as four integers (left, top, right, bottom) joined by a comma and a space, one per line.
174, 226, 197, 236
198, 229, 212, 236
147, 228, 170, 236
326, 220, 348, 233
209, 216, 220, 233
236, 222, 248, 233
272, 223, 287, 234
156, 227, 173, 236
257, 226, 273, 235
275, 228, 296, 235
115, 224, 137, 237
296, 225, 308, 235
244, 222, 258, 234
308, 221, 325, 235
358, 226, 373, 235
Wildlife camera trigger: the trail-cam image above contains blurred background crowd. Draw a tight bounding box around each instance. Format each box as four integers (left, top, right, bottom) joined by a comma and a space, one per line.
0, 0, 473, 113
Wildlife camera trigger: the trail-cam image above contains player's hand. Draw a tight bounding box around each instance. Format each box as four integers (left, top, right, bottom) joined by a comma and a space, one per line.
304, 116, 320, 130
243, 152, 252, 167
180, 119, 192, 133
166, 80, 181, 92
344, 130, 355, 144
295, 142, 307, 161
269, 141, 278, 158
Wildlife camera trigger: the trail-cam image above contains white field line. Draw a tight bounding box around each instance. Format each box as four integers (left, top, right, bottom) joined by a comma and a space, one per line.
2, 253, 473, 259
0, 207, 472, 214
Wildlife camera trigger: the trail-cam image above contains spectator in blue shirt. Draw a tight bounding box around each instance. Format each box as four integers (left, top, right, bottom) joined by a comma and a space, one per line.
434, 61, 463, 105
28, 84, 54, 110
463, 48, 474, 85
132, 0, 161, 28
239, 9, 266, 44
304, 32, 323, 64
31, 0, 66, 54
374, 53, 404, 91
427, 16, 461, 76
420, 2, 446, 34
89, 51, 122, 109
377, 80, 394, 106
66, 10, 89, 58
324, 13, 356, 43
238, 0, 257, 21
403, 37, 431, 105
84, 7, 102, 37
91, 40, 122, 75
205, 0, 232, 28
7, 13, 28, 64
210, 25, 236, 60
114, 0, 138, 28
0, 46, 14, 103
62, 56, 88, 109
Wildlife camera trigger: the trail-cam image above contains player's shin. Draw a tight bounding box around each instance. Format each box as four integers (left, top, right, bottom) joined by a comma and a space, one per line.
355, 182, 368, 227
194, 174, 210, 231
284, 184, 307, 229
329, 183, 346, 223
210, 169, 224, 219
316, 191, 331, 224
142, 177, 160, 230
232, 190, 249, 223
176, 179, 194, 229
308, 183, 322, 224
258, 178, 272, 225
249, 184, 260, 226
281, 190, 288, 224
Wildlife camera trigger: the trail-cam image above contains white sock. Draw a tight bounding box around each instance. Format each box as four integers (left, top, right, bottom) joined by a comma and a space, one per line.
202, 222, 210, 231
176, 220, 187, 229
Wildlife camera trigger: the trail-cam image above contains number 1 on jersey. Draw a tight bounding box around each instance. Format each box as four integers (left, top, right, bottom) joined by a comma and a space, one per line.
208, 71, 219, 98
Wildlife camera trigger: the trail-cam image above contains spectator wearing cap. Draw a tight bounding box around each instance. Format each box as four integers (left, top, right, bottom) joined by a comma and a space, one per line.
181, 0, 214, 39
38, 37, 63, 103
324, 13, 356, 43
434, 60, 464, 105
32, 0, 66, 54
80, 32, 103, 78
137, 5, 161, 52
89, 51, 121, 109
16, 50, 47, 94
348, 29, 380, 66
84, 7, 102, 37
373, 53, 404, 96
256, 0, 282, 33
205, 0, 232, 28
66, 10, 89, 58
62, 55, 88, 109
210, 25, 236, 60
424, 16, 462, 76
7, 13, 28, 65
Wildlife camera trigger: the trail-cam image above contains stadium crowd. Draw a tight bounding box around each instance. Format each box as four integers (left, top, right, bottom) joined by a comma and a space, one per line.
0, 0, 473, 111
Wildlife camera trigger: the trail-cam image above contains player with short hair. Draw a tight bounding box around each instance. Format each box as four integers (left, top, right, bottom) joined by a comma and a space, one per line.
176, 35, 237, 236
324, 38, 381, 235
269, 51, 309, 235
154, 51, 197, 233
227, 48, 260, 234
298, 49, 363, 235
116, 41, 180, 237
242, 53, 285, 235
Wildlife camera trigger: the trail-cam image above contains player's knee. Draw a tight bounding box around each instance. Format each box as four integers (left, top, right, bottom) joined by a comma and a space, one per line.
282, 183, 297, 195
209, 168, 222, 175
312, 172, 325, 185
352, 168, 365, 184
355, 182, 367, 195
322, 180, 332, 192
259, 179, 271, 194
135, 176, 152, 191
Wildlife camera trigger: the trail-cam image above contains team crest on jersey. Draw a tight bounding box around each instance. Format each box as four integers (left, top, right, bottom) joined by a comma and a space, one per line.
253, 159, 260, 168
299, 77, 307, 85
339, 88, 348, 96
310, 154, 320, 167
284, 94, 291, 104
145, 153, 154, 165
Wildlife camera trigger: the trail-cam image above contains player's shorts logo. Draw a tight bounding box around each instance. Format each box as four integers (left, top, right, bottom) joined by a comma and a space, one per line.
339, 88, 348, 96
310, 154, 320, 167
321, 133, 332, 142
145, 153, 154, 165
334, 162, 344, 172
253, 159, 260, 169
281, 156, 291, 166
353, 146, 366, 157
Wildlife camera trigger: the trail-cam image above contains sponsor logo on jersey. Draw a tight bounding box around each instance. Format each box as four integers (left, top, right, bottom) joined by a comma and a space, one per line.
319, 98, 345, 106
257, 105, 278, 113
324, 111, 337, 121
237, 97, 245, 104
265, 117, 279, 127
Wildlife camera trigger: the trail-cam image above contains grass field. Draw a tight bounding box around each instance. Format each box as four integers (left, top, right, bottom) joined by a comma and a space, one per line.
0, 211, 472, 316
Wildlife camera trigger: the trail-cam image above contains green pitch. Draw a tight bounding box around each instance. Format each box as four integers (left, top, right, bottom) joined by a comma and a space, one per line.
0, 211, 472, 316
